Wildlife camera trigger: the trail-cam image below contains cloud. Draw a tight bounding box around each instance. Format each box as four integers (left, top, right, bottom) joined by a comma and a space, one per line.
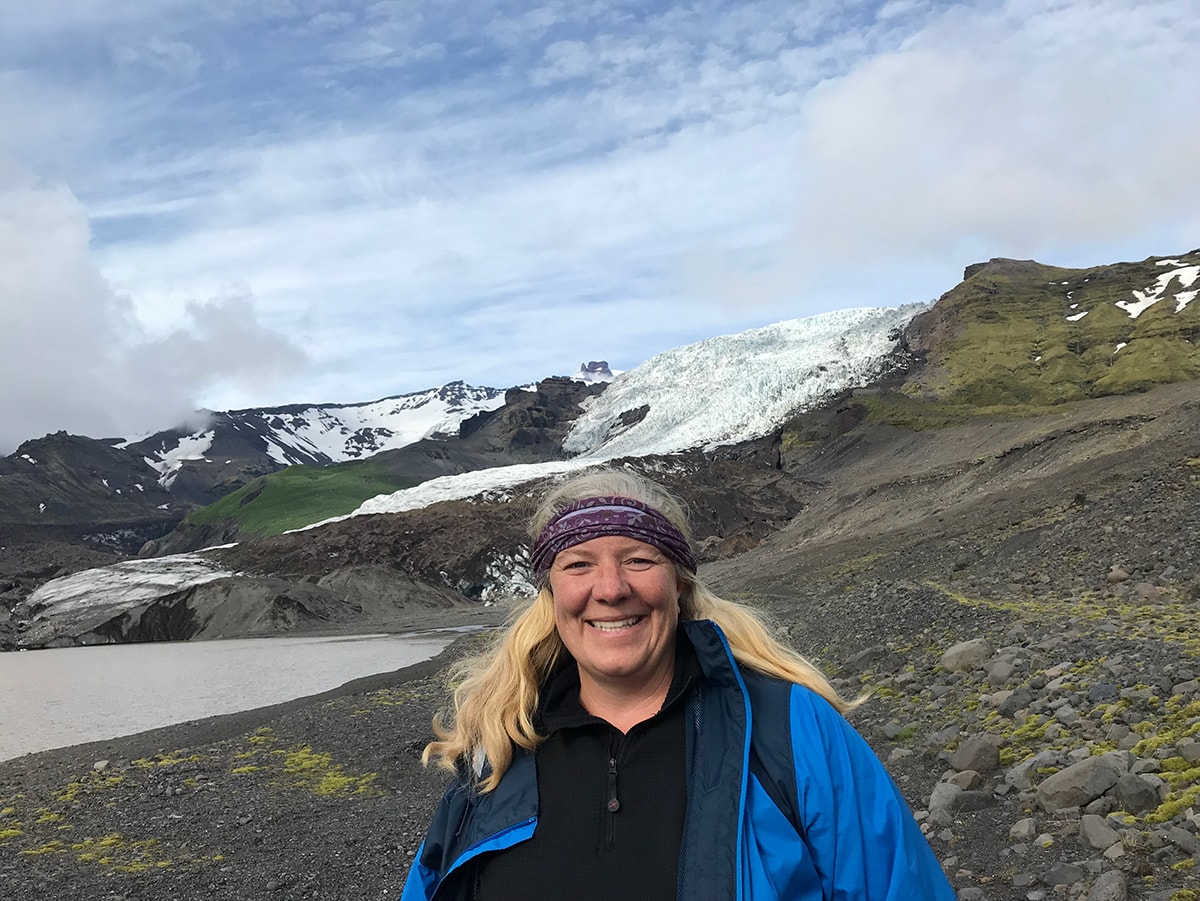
111, 37, 204, 78
789, 0, 1200, 265
1, 0, 1197, 451
0, 160, 306, 453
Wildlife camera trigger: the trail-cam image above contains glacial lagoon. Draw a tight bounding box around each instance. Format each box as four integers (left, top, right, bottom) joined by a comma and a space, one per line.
0, 632, 455, 761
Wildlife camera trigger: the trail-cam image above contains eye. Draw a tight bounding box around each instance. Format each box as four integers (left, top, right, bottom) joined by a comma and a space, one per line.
560, 559, 591, 570
625, 557, 657, 569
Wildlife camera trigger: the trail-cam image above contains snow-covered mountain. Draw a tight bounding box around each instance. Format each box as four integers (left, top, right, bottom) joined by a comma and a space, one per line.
345, 304, 923, 517
16, 248, 1200, 650
20, 304, 925, 639
129, 381, 507, 490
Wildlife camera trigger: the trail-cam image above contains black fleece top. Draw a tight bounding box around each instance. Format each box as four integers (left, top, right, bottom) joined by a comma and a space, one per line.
469, 631, 700, 901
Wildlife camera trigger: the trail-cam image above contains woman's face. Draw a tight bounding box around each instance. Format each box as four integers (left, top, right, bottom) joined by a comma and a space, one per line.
548, 535, 682, 699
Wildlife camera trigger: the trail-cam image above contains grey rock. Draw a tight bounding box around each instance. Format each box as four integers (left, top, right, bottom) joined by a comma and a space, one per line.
1165, 825, 1200, 855
1006, 750, 1066, 792
1079, 814, 1121, 850
941, 638, 993, 673
949, 734, 1004, 774
1087, 683, 1119, 703
1177, 737, 1200, 763
1036, 755, 1126, 812
1054, 703, 1081, 725
1113, 773, 1160, 814
1086, 869, 1126, 901
1116, 733, 1140, 752
1043, 862, 1086, 886
998, 688, 1035, 718
845, 645, 890, 673
929, 782, 962, 812
1010, 818, 1038, 842
987, 660, 1015, 685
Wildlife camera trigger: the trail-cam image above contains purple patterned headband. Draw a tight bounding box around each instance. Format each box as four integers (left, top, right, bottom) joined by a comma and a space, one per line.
530, 495, 698, 586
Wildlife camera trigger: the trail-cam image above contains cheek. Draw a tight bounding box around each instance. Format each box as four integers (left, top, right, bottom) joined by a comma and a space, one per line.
549, 581, 586, 620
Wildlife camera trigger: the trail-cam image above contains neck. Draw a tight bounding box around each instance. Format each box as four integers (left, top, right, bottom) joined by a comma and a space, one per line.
578, 661, 675, 734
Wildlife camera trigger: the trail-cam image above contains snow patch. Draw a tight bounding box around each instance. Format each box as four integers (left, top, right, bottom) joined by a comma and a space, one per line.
145, 431, 216, 489
21, 554, 236, 645
1066, 311, 1088, 322
1116, 265, 1200, 319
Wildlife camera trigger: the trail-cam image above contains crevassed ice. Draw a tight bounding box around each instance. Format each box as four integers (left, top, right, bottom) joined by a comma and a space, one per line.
562, 305, 925, 459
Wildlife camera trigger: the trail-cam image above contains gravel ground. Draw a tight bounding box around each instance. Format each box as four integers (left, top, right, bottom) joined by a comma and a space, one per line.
0, 650, 458, 901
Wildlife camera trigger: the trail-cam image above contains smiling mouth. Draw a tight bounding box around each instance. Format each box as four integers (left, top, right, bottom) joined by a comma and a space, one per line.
587, 616, 644, 632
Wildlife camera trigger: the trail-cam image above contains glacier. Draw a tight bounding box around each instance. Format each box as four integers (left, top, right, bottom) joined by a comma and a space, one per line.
347, 304, 925, 518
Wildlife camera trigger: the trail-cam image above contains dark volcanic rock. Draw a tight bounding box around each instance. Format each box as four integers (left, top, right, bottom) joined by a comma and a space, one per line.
0, 432, 180, 551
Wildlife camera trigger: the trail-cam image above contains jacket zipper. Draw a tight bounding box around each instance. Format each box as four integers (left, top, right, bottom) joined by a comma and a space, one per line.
605, 753, 620, 844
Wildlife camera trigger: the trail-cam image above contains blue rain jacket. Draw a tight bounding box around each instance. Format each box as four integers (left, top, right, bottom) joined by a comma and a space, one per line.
401, 619, 955, 901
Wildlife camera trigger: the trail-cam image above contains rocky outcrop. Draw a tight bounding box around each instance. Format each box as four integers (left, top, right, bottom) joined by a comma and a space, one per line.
21, 564, 480, 647
0, 432, 181, 551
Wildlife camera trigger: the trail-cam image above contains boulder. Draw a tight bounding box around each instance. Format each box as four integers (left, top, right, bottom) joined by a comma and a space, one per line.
949, 734, 1004, 774
1006, 749, 1066, 792
1036, 755, 1126, 812
1113, 773, 1160, 814
998, 687, 1035, 718
1086, 870, 1127, 901
941, 638, 993, 673
1079, 814, 1121, 850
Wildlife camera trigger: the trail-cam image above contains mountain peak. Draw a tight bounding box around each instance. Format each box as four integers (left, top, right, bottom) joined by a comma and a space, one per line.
576, 360, 617, 383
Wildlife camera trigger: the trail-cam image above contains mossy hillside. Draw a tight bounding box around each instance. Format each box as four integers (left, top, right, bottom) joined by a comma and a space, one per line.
0, 725, 383, 878
912, 255, 1200, 412
854, 578, 1200, 872
185, 460, 418, 537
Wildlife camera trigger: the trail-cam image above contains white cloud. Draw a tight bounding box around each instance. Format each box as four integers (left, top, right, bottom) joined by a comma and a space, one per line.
0, 160, 306, 452
790, 0, 1200, 263
111, 36, 204, 78
0, 0, 1197, 451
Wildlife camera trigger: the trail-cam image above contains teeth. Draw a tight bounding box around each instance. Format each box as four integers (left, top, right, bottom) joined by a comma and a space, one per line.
589, 617, 640, 631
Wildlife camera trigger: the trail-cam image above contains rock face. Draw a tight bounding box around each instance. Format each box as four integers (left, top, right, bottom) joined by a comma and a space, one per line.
577, 360, 616, 382
0, 432, 180, 551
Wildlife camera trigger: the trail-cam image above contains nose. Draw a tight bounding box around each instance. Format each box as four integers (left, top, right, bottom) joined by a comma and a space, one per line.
591, 557, 630, 603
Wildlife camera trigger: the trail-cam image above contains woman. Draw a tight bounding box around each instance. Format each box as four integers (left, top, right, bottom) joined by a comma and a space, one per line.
401, 470, 954, 900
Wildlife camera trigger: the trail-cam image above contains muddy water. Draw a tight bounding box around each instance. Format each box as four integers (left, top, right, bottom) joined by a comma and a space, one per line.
0, 632, 454, 760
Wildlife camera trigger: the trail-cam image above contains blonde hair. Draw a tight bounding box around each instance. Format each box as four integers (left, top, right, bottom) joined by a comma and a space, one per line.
422, 468, 852, 792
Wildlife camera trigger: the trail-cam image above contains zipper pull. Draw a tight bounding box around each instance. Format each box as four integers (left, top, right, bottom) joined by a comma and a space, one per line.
607, 756, 620, 813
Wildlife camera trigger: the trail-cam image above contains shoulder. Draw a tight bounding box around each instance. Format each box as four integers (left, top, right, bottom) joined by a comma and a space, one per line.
742, 671, 841, 726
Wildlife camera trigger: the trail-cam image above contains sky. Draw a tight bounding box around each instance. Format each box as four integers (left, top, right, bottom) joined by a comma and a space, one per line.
1, 0, 1198, 453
